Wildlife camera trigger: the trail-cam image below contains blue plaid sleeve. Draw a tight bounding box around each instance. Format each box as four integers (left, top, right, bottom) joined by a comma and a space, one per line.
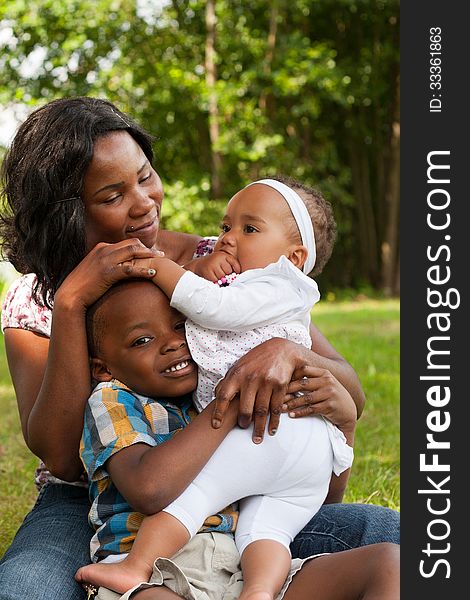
81, 385, 172, 482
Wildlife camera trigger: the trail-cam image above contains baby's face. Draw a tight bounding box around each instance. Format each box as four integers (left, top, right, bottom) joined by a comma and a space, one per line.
214, 184, 299, 272
95, 281, 197, 399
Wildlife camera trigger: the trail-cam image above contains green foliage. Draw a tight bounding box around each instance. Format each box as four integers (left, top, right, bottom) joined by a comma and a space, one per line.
0, 0, 399, 290
161, 179, 225, 237
313, 299, 400, 509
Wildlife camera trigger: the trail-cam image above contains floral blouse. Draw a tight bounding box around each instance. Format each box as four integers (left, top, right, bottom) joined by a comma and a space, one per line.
0, 237, 217, 490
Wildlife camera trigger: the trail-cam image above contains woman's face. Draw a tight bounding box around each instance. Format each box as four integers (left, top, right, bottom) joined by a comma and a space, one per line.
82, 131, 163, 251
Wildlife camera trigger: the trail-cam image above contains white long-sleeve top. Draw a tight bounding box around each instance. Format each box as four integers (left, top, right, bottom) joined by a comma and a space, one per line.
170, 255, 320, 411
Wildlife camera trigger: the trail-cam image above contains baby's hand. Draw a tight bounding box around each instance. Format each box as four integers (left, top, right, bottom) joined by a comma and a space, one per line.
189, 251, 241, 282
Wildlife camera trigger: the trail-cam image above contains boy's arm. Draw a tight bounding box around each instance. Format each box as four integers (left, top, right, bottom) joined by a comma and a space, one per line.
83, 388, 240, 516
108, 402, 239, 515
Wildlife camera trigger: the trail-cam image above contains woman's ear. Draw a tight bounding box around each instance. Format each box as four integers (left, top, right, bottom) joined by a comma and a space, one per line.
288, 245, 309, 271
90, 358, 113, 382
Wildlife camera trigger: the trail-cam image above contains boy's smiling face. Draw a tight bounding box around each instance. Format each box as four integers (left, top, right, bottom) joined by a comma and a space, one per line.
90, 281, 197, 399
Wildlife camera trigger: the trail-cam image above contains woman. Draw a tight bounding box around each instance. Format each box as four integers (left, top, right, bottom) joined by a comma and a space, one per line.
0, 97, 399, 600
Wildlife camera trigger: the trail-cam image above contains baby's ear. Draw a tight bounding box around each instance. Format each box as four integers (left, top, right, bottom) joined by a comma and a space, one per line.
90, 358, 113, 382
288, 245, 309, 270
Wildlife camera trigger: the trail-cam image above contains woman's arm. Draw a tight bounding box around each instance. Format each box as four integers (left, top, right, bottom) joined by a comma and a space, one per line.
4, 317, 91, 481
308, 321, 365, 418
105, 400, 240, 515
4, 240, 161, 481
213, 347, 358, 502
4, 329, 49, 446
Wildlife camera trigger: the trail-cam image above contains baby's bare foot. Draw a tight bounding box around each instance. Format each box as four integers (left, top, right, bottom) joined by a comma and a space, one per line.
241, 593, 273, 600
239, 590, 274, 600
75, 561, 151, 595
239, 586, 275, 600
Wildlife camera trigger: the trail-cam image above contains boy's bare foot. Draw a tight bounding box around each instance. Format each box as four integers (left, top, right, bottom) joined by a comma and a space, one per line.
75, 561, 151, 595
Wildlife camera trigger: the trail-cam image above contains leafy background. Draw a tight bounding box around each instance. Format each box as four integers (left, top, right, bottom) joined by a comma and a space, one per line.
0, 0, 400, 294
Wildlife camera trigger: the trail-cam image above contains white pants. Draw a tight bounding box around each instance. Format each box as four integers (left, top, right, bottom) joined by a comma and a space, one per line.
163, 414, 352, 556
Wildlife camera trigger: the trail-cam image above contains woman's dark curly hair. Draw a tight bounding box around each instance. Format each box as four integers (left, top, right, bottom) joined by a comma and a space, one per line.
0, 96, 154, 308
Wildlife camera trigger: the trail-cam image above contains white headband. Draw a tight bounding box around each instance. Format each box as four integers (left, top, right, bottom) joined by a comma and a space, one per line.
245, 179, 316, 274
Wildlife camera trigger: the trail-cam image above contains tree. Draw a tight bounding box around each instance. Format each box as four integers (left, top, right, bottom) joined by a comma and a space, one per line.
0, 0, 400, 293
204, 0, 222, 198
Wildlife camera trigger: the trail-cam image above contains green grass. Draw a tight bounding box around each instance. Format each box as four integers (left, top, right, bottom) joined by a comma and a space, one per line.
0, 298, 399, 557
313, 299, 400, 510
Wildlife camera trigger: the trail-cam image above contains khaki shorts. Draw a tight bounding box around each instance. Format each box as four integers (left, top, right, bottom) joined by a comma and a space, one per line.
96, 532, 321, 600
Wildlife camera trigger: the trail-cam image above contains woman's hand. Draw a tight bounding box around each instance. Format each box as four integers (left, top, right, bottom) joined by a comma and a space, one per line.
55, 239, 161, 311
283, 366, 357, 504
282, 366, 357, 432
211, 338, 359, 445
211, 338, 302, 443
185, 251, 241, 282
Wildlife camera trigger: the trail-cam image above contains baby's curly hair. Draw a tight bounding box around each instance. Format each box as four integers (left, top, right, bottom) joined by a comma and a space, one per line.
272, 175, 337, 277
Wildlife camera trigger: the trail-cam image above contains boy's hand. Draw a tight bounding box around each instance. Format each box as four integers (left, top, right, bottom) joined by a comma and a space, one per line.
187, 251, 241, 282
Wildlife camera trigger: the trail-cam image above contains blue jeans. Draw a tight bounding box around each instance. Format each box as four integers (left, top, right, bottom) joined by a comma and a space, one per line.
290, 502, 400, 557
0, 484, 93, 600
0, 484, 399, 600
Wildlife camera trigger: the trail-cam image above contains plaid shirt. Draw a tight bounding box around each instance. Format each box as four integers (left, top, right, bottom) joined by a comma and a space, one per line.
81, 381, 237, 562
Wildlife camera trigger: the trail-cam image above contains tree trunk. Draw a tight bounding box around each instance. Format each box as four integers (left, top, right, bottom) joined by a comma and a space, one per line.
394, 251, 400, 296
259, 1, 279, 115
381, 74, 400, 296
349, 134, 379, 286
205, 0, 222, 198
360, 150, 379, 284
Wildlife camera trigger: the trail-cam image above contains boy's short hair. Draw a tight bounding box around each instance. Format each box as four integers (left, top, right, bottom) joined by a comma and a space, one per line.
86, 280, 136, 358
272, 175, 337, 277
86, 293, 108, 359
